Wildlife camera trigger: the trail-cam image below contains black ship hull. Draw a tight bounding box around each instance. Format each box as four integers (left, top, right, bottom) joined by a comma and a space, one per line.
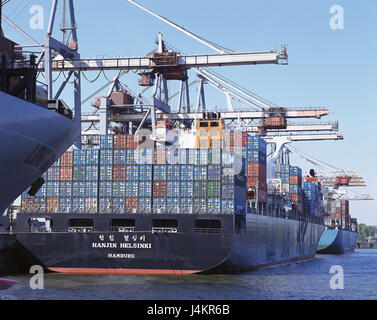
16, 212, 324, 275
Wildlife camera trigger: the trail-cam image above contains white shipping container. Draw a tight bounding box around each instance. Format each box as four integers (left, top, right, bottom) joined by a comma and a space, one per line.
86, 197, 98, 213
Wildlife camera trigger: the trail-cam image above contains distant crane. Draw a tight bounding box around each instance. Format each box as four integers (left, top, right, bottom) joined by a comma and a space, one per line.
284, 145, 373, 201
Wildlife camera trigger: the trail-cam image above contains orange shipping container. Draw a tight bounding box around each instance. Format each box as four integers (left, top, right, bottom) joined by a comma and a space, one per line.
60, 166, 73, 181
21, 198, 34, 213
113, 134, 127, 149
125, 197, 138, 213
60, 151, 73, 166
46, 197, 59, 213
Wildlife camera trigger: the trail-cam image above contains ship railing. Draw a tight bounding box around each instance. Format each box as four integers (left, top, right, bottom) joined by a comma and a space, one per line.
29, 227, 51, 233
152, 227, 178, 234
67, 227, 93, 233
194, 228, 222, 234
110, 226, 135, 232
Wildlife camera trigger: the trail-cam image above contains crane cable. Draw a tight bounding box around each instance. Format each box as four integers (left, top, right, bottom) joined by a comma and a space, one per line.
81, 70, 102, 83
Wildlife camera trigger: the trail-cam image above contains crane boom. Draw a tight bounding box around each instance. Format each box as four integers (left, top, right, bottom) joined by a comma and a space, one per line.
81, 109, 331, 122
37, 50, 288, 72
128, 0, 230, 54
284, 144, 341, 173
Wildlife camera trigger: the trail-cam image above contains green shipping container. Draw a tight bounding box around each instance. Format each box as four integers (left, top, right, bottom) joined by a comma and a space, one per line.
207, 181, 221, 198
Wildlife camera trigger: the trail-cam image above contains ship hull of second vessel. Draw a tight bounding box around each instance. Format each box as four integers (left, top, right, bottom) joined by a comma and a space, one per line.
317, 228, 358, 254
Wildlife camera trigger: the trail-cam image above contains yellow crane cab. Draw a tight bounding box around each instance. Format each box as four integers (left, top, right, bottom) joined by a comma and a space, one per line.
195, 113, 224, 149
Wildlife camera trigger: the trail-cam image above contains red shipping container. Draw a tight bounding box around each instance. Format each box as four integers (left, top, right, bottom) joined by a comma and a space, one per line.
125, 197, 138, 213
132, 135, 140, 149
153, 181, 167, 197
125, 134, 140, 149
21, 198, 34, 213
242, 133, 248, 146
46, 197, 59, 213
154, 149, 167, 164
60, 166, 73, 181
289, 175, 302, 186
247, 189, 267, 203
247, 162, 266, 179
234, 132, 247, 146
60, 151, 73, 166
113, 134, 127, 149
112, 165, 126, 181
290, 193, 303, 204
258, 189, 267, 203
224, 145, 235, 153
223, 131, 235, 146
247, 177, 267, 190
290, 193, 298, 203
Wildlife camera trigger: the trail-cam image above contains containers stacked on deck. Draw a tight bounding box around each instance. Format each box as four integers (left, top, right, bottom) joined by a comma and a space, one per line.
274, 163, 310, 214
243, 135, 267, 203
21, 149, 101, 214
21, 134, 248, 215
288, 166, 303, 213
323, 199, 350, 228
274, 163, 290, 194
303, 181, 322, 216
20, 171, 48, 213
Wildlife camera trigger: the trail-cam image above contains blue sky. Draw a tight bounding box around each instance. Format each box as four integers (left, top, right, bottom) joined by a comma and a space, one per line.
3, 0, 377, 224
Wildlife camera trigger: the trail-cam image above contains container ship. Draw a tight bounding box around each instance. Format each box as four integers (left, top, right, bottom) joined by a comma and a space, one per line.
5, 0, 366, 276
15, 108, 325, 275
0, 34, 79, 216
317, 199, 358, 254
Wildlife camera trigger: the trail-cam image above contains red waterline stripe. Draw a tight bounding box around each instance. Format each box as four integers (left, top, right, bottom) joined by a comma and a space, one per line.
0, 278, 19, 290
48, 267, 202, 276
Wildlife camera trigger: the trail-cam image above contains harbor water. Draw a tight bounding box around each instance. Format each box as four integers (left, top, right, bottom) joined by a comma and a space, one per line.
1, 249, 376, 300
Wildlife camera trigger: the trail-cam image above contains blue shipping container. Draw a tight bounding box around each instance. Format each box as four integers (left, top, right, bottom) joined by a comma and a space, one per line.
85, 181, 98, 197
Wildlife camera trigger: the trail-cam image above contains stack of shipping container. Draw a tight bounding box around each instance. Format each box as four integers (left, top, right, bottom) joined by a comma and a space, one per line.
21, 132, 326, 218
289, 166, 303, 213
243, 135, 267, 203
275, 163, 290, 194
274, 162, 323, 217
21, 133, 256, 215
323, 199, 350, 228
303, 181, 322, 217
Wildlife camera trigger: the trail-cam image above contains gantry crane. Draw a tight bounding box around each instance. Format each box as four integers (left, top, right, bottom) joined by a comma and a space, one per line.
284, 145, 373, 200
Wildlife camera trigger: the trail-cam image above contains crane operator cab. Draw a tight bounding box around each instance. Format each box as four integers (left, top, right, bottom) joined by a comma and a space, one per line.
195, 112, 224, 149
